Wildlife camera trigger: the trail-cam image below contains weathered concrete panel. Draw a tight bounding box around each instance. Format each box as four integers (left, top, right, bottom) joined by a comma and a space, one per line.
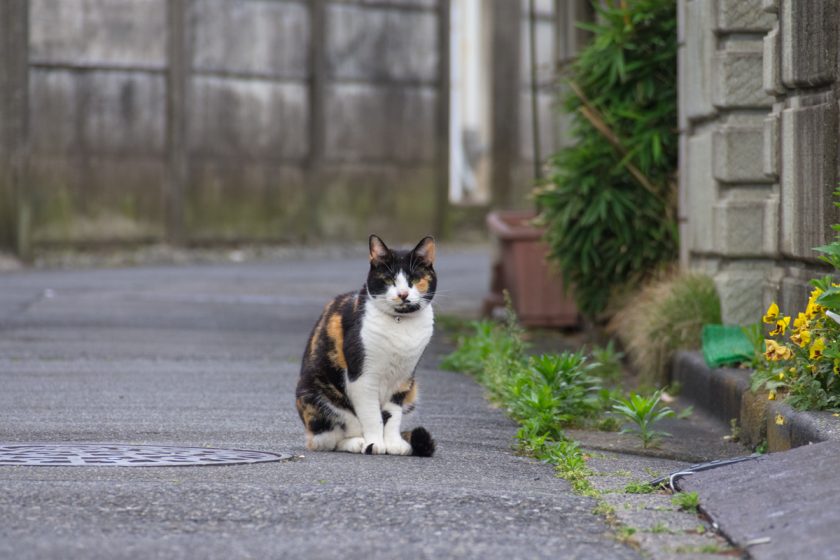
29, 0, 167, 67
713, 45, 773, 109
763, 110, 779, 179
344, 0, 437, 7
713, 194, 776, 256
519, 18, 556, 87
716, 0, 774, 32
763, 24, 783, 95
780, 100, 838, 259
715, 262, 775, 325
325, 84, 436, 162
29, 69, 166, 156
781, 0, 837, 88
762, 0, 778, 13
713, 124, 767, 183
326, 4, 438, 82
191, 0, 309, 78
519, 0, 555, 17
188, 76, 308, 161
185, 162, 306, 242
317, 164, 437, 242
519, 91, 557, 161
28, 156, 165, 243
685, 131, 716, 253
763, 193, 780, 256
779, 265, 830, 317
683, 0, 717, 121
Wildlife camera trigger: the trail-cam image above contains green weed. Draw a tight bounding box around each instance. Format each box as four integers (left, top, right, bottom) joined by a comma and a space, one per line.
671, 491, 700, 513
676, 405, 693, 420
624, 481, 655, 494
615, 526, 638, 544
727, 418, 741, 442
648, 523, 671, 534
611, 389, 675, 448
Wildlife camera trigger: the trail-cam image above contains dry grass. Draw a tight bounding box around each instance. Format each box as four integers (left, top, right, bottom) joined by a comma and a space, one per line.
608, 273, 721, 385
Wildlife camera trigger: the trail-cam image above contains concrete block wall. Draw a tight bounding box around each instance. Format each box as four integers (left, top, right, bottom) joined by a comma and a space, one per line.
3, 0, 451, 250
770, 0, 840, 313
680, 0, 840, 323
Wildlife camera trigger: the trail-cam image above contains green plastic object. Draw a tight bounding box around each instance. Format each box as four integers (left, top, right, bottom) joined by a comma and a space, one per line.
702, 324, 754, 368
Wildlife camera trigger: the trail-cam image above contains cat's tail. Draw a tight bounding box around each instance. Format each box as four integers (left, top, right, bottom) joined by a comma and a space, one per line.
401, 427, 436, 457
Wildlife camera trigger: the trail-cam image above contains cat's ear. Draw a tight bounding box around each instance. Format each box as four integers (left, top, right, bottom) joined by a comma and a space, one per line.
369, 234, 390, 264
412, 236, 436, 266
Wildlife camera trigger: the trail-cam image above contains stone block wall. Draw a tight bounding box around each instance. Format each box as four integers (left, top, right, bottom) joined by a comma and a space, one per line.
679, 0, 840, 324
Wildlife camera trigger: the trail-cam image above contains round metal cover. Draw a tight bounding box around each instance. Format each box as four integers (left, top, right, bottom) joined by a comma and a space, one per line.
0, 443, 290, 467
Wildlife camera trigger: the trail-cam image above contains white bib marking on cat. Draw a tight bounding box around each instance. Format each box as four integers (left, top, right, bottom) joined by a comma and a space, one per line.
356, 299, 434, 403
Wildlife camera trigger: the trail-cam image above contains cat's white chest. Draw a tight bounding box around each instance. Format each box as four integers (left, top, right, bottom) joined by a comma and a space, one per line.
359, 301, 433, 396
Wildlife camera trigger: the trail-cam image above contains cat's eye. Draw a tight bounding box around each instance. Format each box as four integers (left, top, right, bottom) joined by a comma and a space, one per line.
383, 278, 395, 286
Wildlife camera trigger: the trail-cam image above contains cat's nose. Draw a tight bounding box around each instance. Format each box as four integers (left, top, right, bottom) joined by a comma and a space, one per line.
397, 290, 409, 301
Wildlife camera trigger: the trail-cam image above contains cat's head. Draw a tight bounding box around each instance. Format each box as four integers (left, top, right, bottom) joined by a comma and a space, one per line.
366, 234, 437, 315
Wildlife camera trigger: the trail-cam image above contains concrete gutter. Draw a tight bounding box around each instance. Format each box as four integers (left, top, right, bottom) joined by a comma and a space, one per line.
672, 351, 840, 452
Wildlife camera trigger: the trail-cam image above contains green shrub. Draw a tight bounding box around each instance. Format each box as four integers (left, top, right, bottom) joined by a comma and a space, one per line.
534, 0, 678, 316
608, 273, 721, 384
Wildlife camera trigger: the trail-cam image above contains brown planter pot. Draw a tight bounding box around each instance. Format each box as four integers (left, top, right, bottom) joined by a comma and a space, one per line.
483, 210, 578, 328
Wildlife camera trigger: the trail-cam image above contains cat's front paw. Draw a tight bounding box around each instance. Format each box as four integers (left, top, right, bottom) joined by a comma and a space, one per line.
336, 437, 366, 454
363, 437, 386, 455
385, 437, 412, 456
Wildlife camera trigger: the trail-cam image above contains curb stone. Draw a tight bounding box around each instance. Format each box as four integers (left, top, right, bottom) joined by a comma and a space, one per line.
672, 351, 840, 452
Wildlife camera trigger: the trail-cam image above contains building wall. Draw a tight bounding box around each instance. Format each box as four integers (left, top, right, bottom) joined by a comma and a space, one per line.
0, 0, 593, 255
679, 0, 840, 323
1, 0, 450, 253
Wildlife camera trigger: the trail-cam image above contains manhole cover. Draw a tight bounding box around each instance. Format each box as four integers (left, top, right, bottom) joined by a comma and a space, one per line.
0, 443, 290, 467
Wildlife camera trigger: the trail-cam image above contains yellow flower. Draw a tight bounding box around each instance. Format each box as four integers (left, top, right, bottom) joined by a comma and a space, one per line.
769, 316, 791, 336
793, 312, 808, 332
764, 339, 793, 361
768, 391, 776, 401
775, 414, 785, 426
805, 302, 819, 320
805, 292, 825, 319
763, 302, 780, 324
791, 329, 811, 348
777, 372, 785, 380
834, 360, 840, 375
810, 337, 826, 360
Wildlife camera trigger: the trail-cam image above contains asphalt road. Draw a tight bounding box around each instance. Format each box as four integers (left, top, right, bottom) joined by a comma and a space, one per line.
0, 247, 638, 559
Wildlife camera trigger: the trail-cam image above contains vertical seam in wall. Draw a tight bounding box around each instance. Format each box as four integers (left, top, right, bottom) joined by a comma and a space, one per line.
305, 0, 326, 242
165, 0, 188, 244
434, 0, 450, 239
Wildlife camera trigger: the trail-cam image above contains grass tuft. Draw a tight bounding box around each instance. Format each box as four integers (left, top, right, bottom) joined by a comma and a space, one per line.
608, 273, 721, 384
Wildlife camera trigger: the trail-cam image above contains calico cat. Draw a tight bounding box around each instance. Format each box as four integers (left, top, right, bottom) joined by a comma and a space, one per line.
295, 235, 437, 457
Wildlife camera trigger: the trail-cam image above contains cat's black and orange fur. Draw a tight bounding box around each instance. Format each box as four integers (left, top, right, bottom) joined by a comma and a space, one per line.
295, 235, 437, 457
